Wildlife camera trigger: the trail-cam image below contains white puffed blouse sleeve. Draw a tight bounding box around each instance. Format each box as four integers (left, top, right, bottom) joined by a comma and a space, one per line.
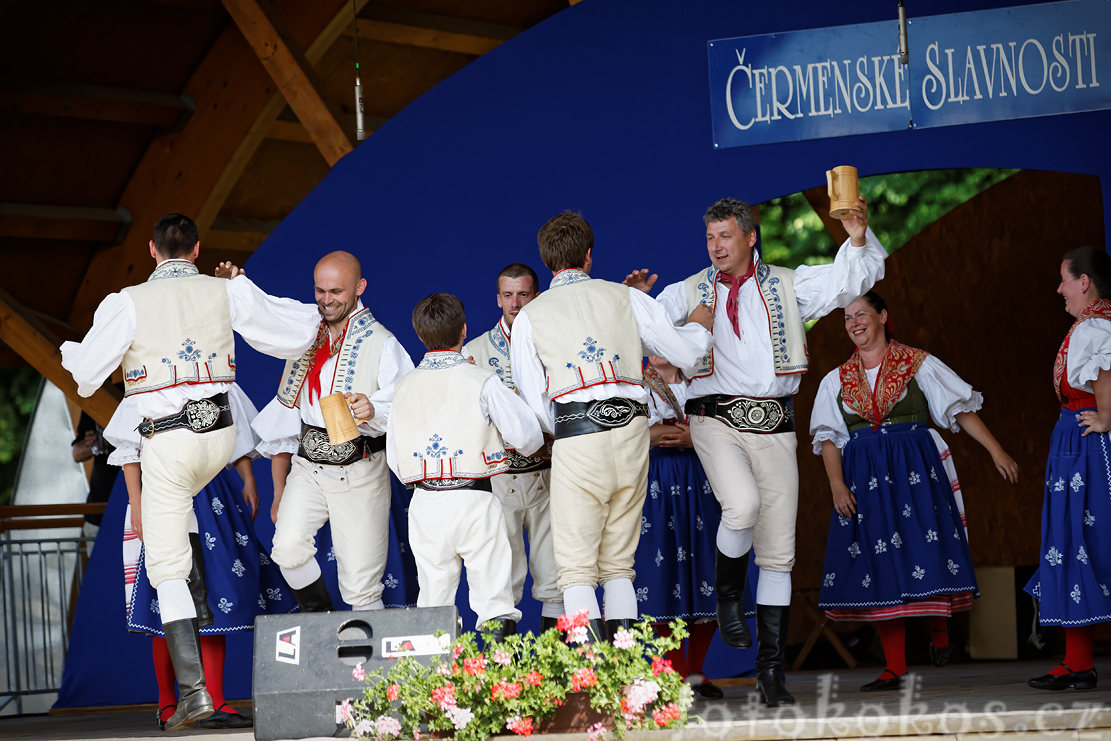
915, 355, 983, 433
1066, 317, 1111, 393
809, 369, 850, 454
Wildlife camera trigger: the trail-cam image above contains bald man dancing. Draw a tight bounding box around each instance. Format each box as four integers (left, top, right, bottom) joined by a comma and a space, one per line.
254, 251, 414, 612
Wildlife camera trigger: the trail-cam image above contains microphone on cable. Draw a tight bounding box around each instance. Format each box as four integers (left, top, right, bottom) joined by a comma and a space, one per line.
897, 0, 909, 66
355, 65, 367, 142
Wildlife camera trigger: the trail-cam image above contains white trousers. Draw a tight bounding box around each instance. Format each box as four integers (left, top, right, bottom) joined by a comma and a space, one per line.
689, 415, 798, 572
141, 426, 235, 588
549, 418, 649, 590
408, 487, 521, 629
271, 452, 390, 608
491, 468, 562, 607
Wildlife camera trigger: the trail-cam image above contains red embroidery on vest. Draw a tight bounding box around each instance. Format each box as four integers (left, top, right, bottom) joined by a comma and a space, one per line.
839, 341, 929, 430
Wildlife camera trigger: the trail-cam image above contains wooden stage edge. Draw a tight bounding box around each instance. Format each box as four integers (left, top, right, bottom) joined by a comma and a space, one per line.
3, 659, 1109, 740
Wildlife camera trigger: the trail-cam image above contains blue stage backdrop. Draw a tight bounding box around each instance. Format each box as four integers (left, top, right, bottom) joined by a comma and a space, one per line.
58, 0, 1109, 708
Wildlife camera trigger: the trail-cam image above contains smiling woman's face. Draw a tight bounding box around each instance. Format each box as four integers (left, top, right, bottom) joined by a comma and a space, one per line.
843, 297, 887, 350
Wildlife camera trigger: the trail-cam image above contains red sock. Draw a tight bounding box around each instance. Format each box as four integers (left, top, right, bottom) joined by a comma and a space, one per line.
686, 621, 717, 676
928, 616, 949, 648
200, 634, 227, 709
152, 637, 177, 723
1050, 625, 1095, 675
876, 618, 907, 677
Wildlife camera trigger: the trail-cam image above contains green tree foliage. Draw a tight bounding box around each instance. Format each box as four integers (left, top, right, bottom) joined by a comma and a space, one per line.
0, 367, 42, 505
758, 168, 1018, 268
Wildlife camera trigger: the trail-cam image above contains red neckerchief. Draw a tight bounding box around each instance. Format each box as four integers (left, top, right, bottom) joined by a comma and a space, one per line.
717, 262, 756, 338
839, 341, 930, 430
1053, 298, 1111, 404
305, 322, 346, 406
642, 361, 685, 421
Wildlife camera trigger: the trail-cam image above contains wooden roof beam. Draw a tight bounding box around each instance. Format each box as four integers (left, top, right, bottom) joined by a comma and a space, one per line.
68, 1, 358, 331
341, 7, 520, 55
266, 114, 385, 144
0, 80, 195, 130
0, 289, 120, 427
220, 0, 353, 167
0, 203, 132, 243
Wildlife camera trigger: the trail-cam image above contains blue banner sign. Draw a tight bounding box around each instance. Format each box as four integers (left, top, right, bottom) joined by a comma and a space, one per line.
707, 0, 1111, 148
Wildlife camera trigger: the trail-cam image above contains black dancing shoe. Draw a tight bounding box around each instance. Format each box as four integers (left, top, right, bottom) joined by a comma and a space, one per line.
156, 704, 176, 731
860, 669, 903, 692
1028, 665, 1098, 691
929, 643, 952, 667
197, 703, 254, 729
689, 675, 724, 700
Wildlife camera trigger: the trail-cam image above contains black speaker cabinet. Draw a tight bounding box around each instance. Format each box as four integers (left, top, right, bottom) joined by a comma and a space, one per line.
252, 607, 460, 740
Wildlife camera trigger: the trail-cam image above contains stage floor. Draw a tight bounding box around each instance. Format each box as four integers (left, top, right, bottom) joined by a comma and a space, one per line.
3, 659, 1108, 740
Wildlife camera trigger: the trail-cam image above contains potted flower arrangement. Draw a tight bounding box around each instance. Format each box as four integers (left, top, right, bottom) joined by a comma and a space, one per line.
340, 611, 694, 739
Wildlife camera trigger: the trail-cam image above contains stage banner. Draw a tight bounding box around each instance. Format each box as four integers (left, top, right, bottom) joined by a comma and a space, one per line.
707, 0, 1111, 149
911, 0, 1111, 129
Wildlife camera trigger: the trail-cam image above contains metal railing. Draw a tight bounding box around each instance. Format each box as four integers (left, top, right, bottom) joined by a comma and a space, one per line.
0, 503, 104, 716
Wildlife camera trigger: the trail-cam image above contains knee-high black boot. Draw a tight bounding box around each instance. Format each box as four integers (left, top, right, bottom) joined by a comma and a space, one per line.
483, 618, 517, 646
292, 575, 333, 613
163, 618, 214, 730
188, 533, 213, 627
715, 549, 752, 648
755, 604, 795, 707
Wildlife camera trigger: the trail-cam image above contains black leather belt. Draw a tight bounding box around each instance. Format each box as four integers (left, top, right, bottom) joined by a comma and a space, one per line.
505, 449, 552, 473
414, 478, 493, 493
685, 394, 794, 434
296, 423, 385, 466
138, 393, 232, 439
553, 397, 648, 440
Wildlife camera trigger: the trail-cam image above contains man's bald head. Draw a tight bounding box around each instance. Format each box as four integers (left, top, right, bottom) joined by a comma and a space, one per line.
314, 250, 367, 329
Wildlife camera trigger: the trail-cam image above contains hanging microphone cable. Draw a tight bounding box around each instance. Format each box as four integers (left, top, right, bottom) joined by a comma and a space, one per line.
352, 0, 367, 141
897, 0, 909, 65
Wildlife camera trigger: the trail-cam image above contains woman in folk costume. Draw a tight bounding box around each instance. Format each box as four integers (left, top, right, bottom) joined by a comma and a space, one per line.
108, 383, 298, 729
810, 291, 1018, 692
1025, 247, 1111, 691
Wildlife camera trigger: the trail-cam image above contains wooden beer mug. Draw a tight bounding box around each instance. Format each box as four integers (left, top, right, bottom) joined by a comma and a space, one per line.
826, 165, 861, 219
319, 391, 360, 445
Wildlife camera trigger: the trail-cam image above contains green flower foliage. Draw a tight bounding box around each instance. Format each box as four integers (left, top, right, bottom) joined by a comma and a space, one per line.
0, 367, 41, 505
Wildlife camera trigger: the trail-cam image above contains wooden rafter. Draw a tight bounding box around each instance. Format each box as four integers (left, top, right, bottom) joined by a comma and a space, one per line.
67, 1, 357, 332
0, 203, 132, 243
0, 80, 195, 130
0, 290, 120, 427
195, 0, 372, 238
341, 7, 520, 55
220, 0, 353, 167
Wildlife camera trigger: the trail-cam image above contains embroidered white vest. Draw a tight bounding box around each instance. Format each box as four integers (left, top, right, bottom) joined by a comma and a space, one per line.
393, 353, 509, 483
121, 262, 235, 396
276, 308, 391, 408
681, 264, 808, 378
465, 320, 513, 390
520, 271, 643, 400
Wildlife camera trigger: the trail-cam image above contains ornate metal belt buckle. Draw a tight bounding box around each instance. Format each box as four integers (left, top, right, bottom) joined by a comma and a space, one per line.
586, 399, 635, 429
185, 399, 221, 432
301, 427, 357, 463
722, 397, 784, 433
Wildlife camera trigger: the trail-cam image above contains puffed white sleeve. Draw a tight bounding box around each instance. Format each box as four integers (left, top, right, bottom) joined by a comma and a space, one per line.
507, 310, 554, 435
629, 287, 713, 376
360, 337, 415, 435
793, 227, 887, 321
60, 292, 136, 397
481, 375, 544, 457
1066, 317, 1111, 392
251, 396, 301, 458
225, 275, 319, 359
655, 280, 691, 325
103, 396, 143, 466
810, 369, 850, 454
227, 384, 261, 462
916, 355, 983, 433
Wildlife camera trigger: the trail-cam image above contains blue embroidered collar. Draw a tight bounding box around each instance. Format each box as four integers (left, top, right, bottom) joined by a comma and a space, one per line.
550, 269, 590, 288
148, 260, 199, 281
418, 351, 467, 370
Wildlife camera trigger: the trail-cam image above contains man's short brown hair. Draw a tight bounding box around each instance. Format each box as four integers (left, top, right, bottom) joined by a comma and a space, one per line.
152, 213, 199, 258
412, 293, 466, 351
537, 211, 593, 273
496, 262, 539, 293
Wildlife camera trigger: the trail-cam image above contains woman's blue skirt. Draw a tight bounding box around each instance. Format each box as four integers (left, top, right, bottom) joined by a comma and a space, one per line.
819, 422, 978, 610
1023, 408, 1111, 626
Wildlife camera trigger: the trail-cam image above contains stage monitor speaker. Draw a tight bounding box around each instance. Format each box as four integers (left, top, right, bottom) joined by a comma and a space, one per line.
252, 606, 460, 741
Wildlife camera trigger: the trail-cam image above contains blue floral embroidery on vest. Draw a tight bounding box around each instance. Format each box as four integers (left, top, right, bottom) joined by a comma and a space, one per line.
148, 261, 199, 281
417, 352, 467, 370
416, 434, 463, 460
177, 339, 202, 362
550, 269, 590, 288
695, 267, 718, 307
578, 337, 606, 363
